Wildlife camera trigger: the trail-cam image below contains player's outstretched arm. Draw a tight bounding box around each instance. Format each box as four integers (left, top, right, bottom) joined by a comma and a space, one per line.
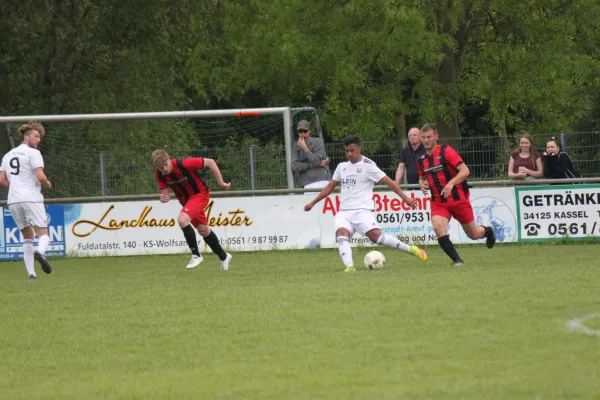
34, 168, 51, 189
203, 158, 230, 190
304, 180, 338, 211
0, 171, 9, 188
380, 176, 417, 209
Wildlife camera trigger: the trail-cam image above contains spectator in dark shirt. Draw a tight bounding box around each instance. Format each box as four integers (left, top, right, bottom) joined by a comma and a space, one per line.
394, 127, 426, 185
542, 137, 581, 179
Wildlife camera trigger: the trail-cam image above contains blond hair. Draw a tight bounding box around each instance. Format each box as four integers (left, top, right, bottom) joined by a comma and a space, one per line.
151, 149, 171, 169
18, 121, 45, 139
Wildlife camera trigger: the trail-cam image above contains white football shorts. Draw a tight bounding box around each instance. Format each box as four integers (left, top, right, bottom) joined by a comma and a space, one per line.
334, 209, 379, 236
8, 202, 48, 230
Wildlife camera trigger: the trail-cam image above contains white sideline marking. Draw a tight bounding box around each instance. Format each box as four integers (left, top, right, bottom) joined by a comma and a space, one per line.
567, 313, 600, 337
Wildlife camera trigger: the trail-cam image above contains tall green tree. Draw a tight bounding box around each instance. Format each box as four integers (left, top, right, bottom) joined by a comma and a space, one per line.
188, 0, 441, 141
3, 0, 600, 145
409, 0, 494, 138
187, 0, 600, 140
460, 0, 600, 139
0, 1, 196, 120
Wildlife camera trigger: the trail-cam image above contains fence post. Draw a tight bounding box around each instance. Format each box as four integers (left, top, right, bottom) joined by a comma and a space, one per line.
249, 145, 256, 191
5, 124, 15, 149
560, 133, 566, 150
283, 108, 294, 188
100, 152, 107, 196
401, 139, 408, 183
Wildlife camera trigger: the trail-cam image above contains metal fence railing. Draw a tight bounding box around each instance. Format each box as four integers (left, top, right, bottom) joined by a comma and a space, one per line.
1, 132, 598, 200
326, 132, 600, 182
3, 177, 600, 206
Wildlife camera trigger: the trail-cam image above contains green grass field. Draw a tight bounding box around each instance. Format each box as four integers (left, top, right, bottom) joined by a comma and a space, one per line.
1, 244, 599, 399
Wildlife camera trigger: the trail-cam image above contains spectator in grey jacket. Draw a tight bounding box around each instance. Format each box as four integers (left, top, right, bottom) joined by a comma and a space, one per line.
291, 120, 330, 190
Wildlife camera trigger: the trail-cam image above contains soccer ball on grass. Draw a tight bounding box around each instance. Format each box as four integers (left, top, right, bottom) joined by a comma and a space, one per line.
364, 250, 385, 270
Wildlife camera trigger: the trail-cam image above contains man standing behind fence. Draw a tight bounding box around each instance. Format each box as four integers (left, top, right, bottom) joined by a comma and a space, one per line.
417, 124, 496, 267
394, 127, 426, 185
291, 120, 330, 191
152, 149, 232, 271
0, 121, 53, 279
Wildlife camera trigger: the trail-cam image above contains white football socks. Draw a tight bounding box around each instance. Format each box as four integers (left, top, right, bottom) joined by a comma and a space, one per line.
336, 236, 354, 267
377, 234, 410, 252
38, 234, 50, 255
23, 239, 36, 276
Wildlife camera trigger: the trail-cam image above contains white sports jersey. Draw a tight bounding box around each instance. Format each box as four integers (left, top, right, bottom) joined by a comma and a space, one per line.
332, 156, 386, 211
0, 144, 44, 204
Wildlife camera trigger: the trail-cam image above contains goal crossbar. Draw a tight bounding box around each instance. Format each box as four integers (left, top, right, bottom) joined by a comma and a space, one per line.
0, 108, 291, 123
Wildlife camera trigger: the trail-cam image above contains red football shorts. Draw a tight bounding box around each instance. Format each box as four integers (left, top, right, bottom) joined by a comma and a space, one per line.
181, 194, 210, 227
430, 199, 475, 225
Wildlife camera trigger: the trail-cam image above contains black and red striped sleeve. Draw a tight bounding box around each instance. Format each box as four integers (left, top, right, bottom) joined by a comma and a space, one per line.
155, 170, 168, 190
182, 158, 205, 172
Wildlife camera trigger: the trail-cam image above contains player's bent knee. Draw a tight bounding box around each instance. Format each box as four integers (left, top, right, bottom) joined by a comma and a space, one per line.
197, 224, 210, 237
336, 236, 350, 246
366, 229, 381, 243
432, 223, 447, 238
177, 213, 191, 228
335, 228, 351, 238
20, 226, 35, 240
34, 227, 48, 237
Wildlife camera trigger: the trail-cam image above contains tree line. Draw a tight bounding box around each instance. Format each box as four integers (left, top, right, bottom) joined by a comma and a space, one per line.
2, 0, 600, 145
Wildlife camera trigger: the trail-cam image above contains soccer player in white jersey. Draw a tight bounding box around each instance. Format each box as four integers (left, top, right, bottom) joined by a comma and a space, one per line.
304, 135, 427, 272
0, 122, 53, 279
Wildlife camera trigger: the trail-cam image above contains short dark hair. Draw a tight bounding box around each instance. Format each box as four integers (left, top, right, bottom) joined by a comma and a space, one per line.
421, 123, 437, 134
343, 135, 361, 146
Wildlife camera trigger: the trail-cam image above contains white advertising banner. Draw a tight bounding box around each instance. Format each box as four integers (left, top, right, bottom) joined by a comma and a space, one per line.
314, 187, 517, 248
59, 187, 519, 257
448, 187, 518, 245
515, 184, 600, 242
63, 198, 323, 256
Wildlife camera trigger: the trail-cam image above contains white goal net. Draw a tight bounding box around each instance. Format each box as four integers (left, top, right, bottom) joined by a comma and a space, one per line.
0, 107, 323, 199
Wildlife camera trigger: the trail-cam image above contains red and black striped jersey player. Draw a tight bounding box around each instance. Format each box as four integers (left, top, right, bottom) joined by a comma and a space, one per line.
152, 149, 232, 271
417, 124, 496, 266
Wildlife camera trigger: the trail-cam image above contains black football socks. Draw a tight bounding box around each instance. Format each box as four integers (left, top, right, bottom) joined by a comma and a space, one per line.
483, 225, 496, 249
203, 230, 228, 261
438, 234, 462, 262
182, 224, 200, 256
483, 226, 493, 239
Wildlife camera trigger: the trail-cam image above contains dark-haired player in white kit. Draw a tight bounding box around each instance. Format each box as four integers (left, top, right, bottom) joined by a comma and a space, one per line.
0, 122, 53, 279
304, 135, 427, 272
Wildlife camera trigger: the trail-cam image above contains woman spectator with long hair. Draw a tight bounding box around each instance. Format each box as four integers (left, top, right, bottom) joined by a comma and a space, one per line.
507, 134, 544, 180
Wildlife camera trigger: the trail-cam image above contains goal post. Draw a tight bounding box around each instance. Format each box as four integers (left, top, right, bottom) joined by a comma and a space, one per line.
0, 107, 324, 198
